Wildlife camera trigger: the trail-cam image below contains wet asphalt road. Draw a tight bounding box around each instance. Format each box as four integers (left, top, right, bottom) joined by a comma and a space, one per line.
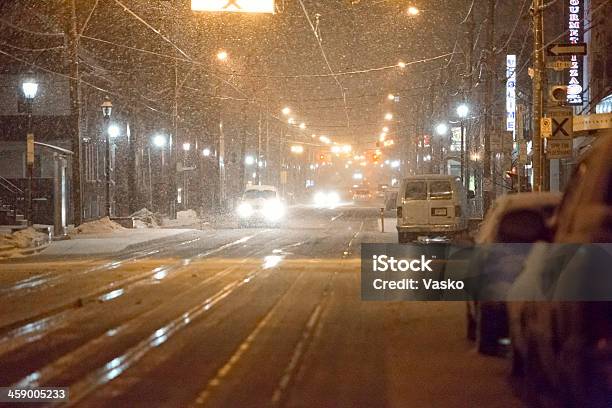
0, 204, 523, 407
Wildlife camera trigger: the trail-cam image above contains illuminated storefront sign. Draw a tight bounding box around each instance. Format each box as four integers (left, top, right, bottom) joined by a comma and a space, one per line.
506, 55, 516, 132
191, 0, 275, 13
567, 0, 583, 105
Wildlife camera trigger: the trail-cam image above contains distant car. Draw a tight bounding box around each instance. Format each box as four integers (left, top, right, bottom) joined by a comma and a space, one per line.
236, 185, 285, 227
464, 192, 560, 355
352, 188, 371, 202
396, 175, 472, 243
313, 190, 341, 208
507, 135, 612, 407
376, 183, 389, 198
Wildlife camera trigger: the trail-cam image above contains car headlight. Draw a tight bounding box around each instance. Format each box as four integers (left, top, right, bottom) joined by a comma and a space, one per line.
237, 202, 253, 218
314, 192, 327, 207
327, 192, 340, 205
263, 199, 284, 221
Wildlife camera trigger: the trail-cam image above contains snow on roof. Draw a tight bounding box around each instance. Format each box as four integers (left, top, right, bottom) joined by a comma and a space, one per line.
245, 185, 277, 192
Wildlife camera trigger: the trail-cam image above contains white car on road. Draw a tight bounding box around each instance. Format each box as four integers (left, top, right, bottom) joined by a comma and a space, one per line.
237, 185, 285, 227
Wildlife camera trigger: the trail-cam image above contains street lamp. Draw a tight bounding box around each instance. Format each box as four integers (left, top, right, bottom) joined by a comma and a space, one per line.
299, 122, 306, 130
281, 107, 291, 115
387, 93, 395, 101
182, 142, 191, 151
108, 124, 120, 139
245, 155, 255, 166
456, 103, 469, 185
384, 113, 393, 121
407, 6, 420, 16
435, 123, 448, 135
217, 50, 228, 61
153, 134, 167, 148
202, 148, 211, 157
290, 145, 304, 154
101, 96, 113, 217
22, 74, 38, 226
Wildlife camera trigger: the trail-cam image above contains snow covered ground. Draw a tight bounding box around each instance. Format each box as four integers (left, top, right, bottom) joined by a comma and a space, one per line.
0, 227, 50, 259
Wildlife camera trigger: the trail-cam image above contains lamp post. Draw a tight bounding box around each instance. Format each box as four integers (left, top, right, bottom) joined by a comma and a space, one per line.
456, 104, 469, 185
22, 75, 38, 226
101, 96, 113, 217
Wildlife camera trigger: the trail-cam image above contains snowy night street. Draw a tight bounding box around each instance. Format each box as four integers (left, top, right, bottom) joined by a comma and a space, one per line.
1, 0, 610, 406
0, 204, 523, 407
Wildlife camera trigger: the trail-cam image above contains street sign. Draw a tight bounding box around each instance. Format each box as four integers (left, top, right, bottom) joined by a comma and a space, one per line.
546, 139, 572, 159
573, 112, 612, 132
546, 60, 572, 70
191, 0, 275, 13
541, 118, 552, 138
546, 43, 587, 57
549, 108, 573, 139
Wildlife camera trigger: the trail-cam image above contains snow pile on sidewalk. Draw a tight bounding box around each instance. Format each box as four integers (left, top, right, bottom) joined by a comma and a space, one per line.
130, 208, 161, 228
0, 228, 49, 258
72, 217, 125, 235
162, 209, 201, 227
177, 209, 198, 221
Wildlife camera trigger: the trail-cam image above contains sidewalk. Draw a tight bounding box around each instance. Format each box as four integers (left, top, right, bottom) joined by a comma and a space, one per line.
41, 228, 198, 256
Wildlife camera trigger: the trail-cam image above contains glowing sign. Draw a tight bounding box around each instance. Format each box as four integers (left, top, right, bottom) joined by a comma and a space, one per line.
506, 55, 516, 132
191, 0, 275, 13
567, 0, 583, 105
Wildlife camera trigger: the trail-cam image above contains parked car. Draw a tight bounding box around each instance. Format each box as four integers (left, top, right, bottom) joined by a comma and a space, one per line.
465, 192, 560, 355
396, 175, 472, 243
507, 135, 612, 407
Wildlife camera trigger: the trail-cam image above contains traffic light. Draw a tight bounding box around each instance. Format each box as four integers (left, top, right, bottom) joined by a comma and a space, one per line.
549, 85, 567, 104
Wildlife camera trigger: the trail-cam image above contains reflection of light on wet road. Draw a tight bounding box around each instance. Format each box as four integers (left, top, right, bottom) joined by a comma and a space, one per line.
99, 288, 124, 302
263, 255, 283, 269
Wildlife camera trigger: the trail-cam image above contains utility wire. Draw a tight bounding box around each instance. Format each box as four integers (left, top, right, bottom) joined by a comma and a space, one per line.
297, 0, 350, 129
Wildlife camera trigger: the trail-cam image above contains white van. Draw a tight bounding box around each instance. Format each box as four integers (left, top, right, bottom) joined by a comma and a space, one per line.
396, 175, 469, 243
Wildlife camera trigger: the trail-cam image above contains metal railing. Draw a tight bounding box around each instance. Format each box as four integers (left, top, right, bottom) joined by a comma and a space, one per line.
0, 177, 24, 224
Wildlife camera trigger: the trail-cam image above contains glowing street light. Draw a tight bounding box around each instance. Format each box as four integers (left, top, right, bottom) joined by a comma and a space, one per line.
245, 155, 256, 166
382, 126, 389, 132
290, 145, 304, 154
457, 103, 469, 118
407, 6, 420, 16
21, 73, 38, 226
331, 145, 341, 154
398, 61, 407, 69
216, 50, 228, 61
384, 113, 393, 121
435, 123, 449, 135
108, 124, 120, 138
182, 142, 191, 151
299, 122, 306, 130
319, 135, 331, 144
342, 144, 352, 153
153, 134, 167, 148
281, 107, 291, 115
387, 93, 395, 101
202, 148, 211, 157
288, 117, 296, 125
379, 133, 386, 142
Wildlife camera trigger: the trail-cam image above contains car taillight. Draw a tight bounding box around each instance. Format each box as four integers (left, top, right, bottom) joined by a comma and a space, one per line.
454, 205, 461, 217
397, 206, 403, 218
